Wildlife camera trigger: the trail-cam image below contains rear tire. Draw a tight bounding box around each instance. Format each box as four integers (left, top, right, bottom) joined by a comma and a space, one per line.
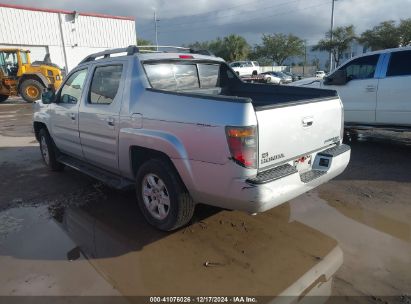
20, 79, 45, 103
0, 94, 8, 102
39, 128, 64, 171
136, 158, 195, 231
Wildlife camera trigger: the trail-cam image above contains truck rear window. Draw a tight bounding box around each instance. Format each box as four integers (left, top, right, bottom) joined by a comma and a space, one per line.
144, 63, 220, 91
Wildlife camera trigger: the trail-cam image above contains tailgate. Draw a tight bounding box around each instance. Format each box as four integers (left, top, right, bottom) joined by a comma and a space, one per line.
256, 98, 342, 170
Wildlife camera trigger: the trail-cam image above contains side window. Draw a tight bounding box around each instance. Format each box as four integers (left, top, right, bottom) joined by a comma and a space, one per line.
20, 52, 28, 64
339, 54, 379, 80
89, 65, 123, 105
386, 51, 411, 77
59, 69, 87, 104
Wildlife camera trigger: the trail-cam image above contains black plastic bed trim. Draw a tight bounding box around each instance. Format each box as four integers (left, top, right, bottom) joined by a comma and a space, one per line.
247, 164, 298, 185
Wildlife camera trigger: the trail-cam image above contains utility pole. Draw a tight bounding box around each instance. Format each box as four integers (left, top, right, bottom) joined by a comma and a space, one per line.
329, 0, 336, 72
58, 13, 69, 74
154, 11, 159, 51
303, 40, 307, 76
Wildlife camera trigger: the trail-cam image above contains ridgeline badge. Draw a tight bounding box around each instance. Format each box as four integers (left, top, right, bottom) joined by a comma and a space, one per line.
261, 152, 285, 164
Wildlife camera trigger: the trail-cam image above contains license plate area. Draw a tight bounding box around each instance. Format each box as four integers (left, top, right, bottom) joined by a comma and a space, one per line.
294, 155, 312, 173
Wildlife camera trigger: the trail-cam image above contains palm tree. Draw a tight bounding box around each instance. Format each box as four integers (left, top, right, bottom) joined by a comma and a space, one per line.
221, 34, 251, 62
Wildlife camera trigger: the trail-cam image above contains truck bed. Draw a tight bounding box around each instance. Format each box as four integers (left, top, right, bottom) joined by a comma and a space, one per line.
229, 82, 338, 110
178, 82, 338, 110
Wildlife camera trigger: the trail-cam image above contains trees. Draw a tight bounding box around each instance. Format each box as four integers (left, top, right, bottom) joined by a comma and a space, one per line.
312, 25, 356, 69
399, 19, 411, 47
359, 21, 400, 50
358, 19, 411, 50
253, 33, 305, 66
187, 34, 250, 61
188, 33, 305, 65
137, 38, 153, 46
219, 34, 251, 62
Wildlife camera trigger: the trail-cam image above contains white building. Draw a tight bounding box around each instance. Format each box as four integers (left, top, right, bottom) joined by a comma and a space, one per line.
0, 3, 136, 72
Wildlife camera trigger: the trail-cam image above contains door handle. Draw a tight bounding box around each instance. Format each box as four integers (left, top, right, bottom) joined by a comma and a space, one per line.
70, 113, 76, 120
366, 85, 376, 92
107, 117, 115, 126
302, 116, 314, 127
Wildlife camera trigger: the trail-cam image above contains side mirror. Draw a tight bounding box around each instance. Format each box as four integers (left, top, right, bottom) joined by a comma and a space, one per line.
41, 90, 55, 104
324, 70, 347, 85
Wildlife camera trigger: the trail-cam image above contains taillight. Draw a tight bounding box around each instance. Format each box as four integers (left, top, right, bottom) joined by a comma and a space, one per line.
226, 126, 257, 168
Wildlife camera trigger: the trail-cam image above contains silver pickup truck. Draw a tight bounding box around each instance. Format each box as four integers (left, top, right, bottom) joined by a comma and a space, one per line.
33, 46, 350, 231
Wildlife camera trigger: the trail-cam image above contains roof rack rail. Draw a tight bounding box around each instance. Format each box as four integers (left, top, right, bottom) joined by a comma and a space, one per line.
137, 45, 214, 56
79, 45, 214, 64
136, 45, 190, 50
79, 45, 139, 64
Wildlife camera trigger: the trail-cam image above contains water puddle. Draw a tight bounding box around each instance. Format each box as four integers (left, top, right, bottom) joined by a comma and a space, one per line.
290, 192, 411, 296
0, 195, 340, 297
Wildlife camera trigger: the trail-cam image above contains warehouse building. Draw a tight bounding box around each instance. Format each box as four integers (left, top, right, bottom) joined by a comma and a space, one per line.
0, 3, 136, 72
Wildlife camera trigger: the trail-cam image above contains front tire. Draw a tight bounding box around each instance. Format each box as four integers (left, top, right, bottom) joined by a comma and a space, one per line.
136, 159, 195, 231
0, 94, 8, 103
39, 128, 64, 171
20, 79, 45, 103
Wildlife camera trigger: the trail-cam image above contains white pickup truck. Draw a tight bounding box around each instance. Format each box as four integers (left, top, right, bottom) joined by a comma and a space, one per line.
33, 46, 350, 230
229, 60, 260, 76
290, 47, 411, 129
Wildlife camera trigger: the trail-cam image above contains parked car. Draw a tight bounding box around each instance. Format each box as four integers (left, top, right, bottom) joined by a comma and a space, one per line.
283, 71, 299, 82
277, 71, 293, 83
260, 72, 282, 84
261, 71, 292, 84
289, 47, 411, 129
229, 60, 260, 76
33, 45, 350, 231
315, 71, 326, 78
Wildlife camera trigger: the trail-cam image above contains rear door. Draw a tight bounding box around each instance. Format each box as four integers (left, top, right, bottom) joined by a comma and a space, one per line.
78, 61, 126, 173
323, 54, 380, 124
49, 68, 88, 159
376, 50, 411, 126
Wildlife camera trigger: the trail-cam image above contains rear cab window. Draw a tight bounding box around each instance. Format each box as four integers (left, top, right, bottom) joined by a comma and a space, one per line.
144, 62, 223, 91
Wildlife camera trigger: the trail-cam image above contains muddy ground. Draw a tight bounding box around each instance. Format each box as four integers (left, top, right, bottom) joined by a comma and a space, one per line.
0, 99, 410, 303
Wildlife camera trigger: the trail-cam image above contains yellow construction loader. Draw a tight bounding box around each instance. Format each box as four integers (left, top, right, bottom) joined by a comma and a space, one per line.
0, 49, 63, 103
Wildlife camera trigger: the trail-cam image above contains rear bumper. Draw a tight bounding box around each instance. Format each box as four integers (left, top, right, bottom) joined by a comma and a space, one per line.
225, 144, 351, 213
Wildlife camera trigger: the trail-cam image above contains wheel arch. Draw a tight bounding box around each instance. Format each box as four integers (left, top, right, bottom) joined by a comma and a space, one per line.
119, 128, 197, 195
129, 145, 190, 192
18, 73, 48, 91
33, 121, 48, 141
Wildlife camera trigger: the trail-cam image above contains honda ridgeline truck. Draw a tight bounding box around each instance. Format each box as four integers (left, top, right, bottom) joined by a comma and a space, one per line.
33, 46, 350, 231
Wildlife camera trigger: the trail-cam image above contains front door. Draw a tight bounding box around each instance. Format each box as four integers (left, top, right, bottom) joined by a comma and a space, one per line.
49, 68, 88, 159
79, 63, 125, 173
376, 50, 411, 126
324, 54, 380, 124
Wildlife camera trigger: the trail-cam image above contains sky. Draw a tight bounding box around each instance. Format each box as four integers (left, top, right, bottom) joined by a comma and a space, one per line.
2, 0, 411, 46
